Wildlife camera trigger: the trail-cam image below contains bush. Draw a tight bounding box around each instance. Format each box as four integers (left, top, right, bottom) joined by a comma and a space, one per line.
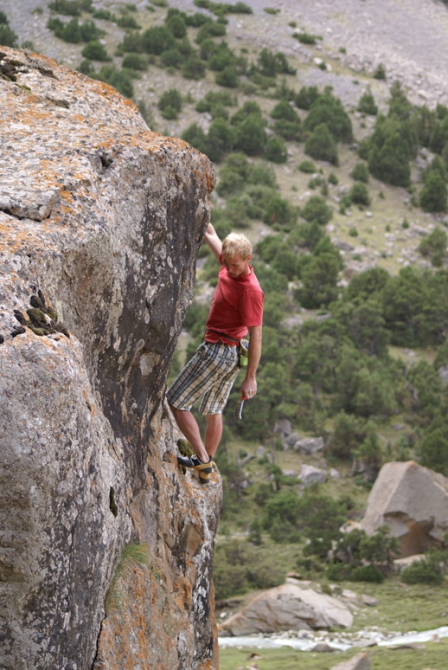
182, 55, 206, 80
418, 227, 448, 258
298, 160, 316, 174
165, 14, 187, 39
368, 116, 413, 187
160, 48, 183, 68
215, 65, 239, 88
204, 118, 234, 162
358, 90, 378, 116
93, 66, 133, 98
263, 195, 296, 228
182, 123, 208, 154
257, 48, 295, 77
233, 114, 267, 156
122, 53, 147, 70
293, 31, 317, 45
0, 24, 17, 47
305, 123, 339, 165
350, 162, 369, 183
374, 63, 386, 79
401, 556, 444, 585
350, 182, 371, 206
158, 88, 182, 119
295, 85, 320, 111
266, 136, 287, 163
142, 26, 175, 54
82, 40, 109, 60
420, 172, 448, 212
304, 93, 353, 142
301, 195, 333, 226
350, 564, 384, 583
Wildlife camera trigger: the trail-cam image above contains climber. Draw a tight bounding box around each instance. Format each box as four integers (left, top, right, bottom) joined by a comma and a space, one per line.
167, 223, 264, 484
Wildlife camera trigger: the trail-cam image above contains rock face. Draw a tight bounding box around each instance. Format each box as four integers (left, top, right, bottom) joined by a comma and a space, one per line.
218, 583, 353, 636
361, 461, 448, 556
0, 47, 219, 670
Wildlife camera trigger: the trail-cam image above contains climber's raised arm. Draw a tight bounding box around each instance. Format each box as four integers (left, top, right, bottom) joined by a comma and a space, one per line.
204, 223, 222, 261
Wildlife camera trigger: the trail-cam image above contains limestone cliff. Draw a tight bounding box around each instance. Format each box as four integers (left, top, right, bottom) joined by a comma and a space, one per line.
0, 47, 220, 670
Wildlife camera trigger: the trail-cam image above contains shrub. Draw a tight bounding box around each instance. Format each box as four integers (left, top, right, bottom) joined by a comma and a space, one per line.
295, 85, 320, 110
182, 55, 206, 80
93, 66, 133, 98
350, 162, 369, 183
418, 227, 448, 258
182, 123, 208, 154
304, 93, 353, 142
82, 41, 109, 61
195, 20, 226, 44
142, 26, 174, 54
257, 48, 295, 77
263, 195, 296, 228
293, 31, 317, 45
116, 14, 140, 29
305, 123, 339, 165
368, 117, 412, 187
0, 24, 17, 47
204, 118, 234, 162
266, 136, 287, 163
401, 556, 444, 585
350, 564, 384, 583
165, 14, 187, 38
298, 160, 316, 174
117, 31, 143, 54
233, 114, 267, 156
374, 63, 386, 79
350, 182, 371, 206
160, 48, 183, 68
0, 10, 9, 23
158, 88, 182, 119
215, 65, 239, 88
122, 53, 147, 70
358, 90, 378, 116
301, 195, 333, 226
420, 172, 448, 212
270, 99, 299, 122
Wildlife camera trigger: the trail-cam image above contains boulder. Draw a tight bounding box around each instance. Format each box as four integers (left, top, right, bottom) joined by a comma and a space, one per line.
361, 461, 448, 556
330, 652, 371, 670
300, 464, 327, 486
393, 554, 427, 573
218, 583, 353, 636
0, 47, 219, 670
294, 437, 325, 454
273, 418, 293, 437
284, 432, 301, 448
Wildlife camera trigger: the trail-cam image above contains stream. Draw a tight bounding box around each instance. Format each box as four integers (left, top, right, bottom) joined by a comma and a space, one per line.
218, 625, 448, 652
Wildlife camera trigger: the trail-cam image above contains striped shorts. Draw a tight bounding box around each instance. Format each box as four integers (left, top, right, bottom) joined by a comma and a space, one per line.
166, 341, 239, 415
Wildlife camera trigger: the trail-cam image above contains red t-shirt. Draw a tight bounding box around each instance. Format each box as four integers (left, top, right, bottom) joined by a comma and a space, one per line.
205, 262, 264, 345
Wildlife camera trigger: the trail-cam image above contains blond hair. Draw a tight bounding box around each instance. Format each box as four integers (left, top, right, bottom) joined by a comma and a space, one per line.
222, 233, 252, 260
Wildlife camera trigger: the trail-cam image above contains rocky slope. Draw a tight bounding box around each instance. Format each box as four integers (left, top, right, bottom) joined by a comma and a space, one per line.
0, 46, 219, 670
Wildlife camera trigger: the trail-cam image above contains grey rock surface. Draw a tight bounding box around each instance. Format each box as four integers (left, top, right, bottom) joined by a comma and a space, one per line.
0, 47, 219, 670
330, 652, 371, 670
361, 461, 448, 556
218, 582, 353, 636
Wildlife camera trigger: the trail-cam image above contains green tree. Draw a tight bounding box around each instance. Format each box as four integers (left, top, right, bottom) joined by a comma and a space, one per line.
329, 412, 365, 459
350, 162, 369, 183
296, 253, 340, 308
266, 136, 287, 163
350, 182, 371, 206
142, 26, 175, 54
295, 85, 320, 110
358, 90, 378, 116
165, 13, 187, 38
158, 88, 182, 119
0, 24, 18, 46
420, 173, 448, 213
215, 65, 239, 88
182, 55, 206, 80
304, 93, 353, 142
233, 114, 267, 156
305, 123, 339, 165
204, 118, 234, 162
82, 40, 109, 60
182, 123, 208, 154
263, 195, 296, 228
368, 116, 412, 187
301, 195, 333, 226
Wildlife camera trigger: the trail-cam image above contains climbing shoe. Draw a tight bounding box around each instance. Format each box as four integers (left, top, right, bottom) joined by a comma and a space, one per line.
177, 454, 213, 484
